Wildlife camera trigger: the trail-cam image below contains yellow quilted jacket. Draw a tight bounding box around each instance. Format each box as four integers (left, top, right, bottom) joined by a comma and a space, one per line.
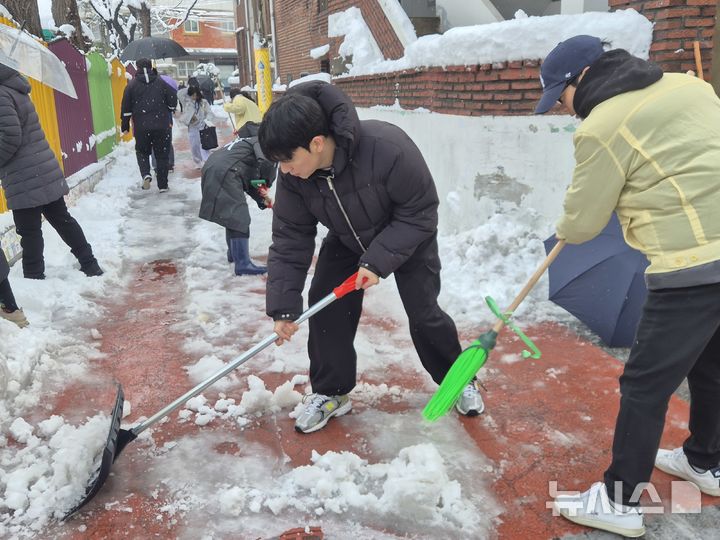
557, 73, 720, 278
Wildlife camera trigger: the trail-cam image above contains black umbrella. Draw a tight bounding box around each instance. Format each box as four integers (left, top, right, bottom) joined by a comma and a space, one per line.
120, 37, 189, 61
543, 214, 649, 347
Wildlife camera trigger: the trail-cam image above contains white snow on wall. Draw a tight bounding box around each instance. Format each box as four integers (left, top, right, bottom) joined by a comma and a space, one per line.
358, 106, 577, 236
377, 0, 417, 47
310, 44, 330, 59
332, 9, 652, 77
328, 7, 385, 72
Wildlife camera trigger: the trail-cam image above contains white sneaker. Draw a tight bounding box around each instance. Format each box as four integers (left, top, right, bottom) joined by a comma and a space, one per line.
655, 447, 720, 496
553, 481, 645, 537
294, 393, 351, 434
141, 175, 151, 190
454, 380, 485, 416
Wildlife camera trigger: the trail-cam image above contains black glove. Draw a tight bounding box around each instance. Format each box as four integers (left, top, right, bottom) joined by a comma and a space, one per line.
121, 118, 130, 133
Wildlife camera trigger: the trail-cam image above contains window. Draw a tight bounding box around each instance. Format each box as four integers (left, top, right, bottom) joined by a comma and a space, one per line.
184, 19, 199, 33
219, 21, 235, 33
177, 60, 197, 79
320, 59, 330, 73
318, 0, 328, 12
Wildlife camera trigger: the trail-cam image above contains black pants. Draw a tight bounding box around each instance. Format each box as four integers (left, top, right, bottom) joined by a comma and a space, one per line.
0, 278, 17, 310
12, 197, 95, 278
604, 282, 720, 505
307, 235, 462, 395
135, 128, 172, 189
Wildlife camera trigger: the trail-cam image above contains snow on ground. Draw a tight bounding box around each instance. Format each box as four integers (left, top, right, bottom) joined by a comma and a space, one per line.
0, 118, 564, 536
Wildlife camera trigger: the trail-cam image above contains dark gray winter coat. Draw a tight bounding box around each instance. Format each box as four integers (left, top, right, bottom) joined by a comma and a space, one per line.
0, 250, 9, 282
121, 69, 177, 132
0, 65, 68, 210
265, 81, 439, 318
199, 135, 275, 233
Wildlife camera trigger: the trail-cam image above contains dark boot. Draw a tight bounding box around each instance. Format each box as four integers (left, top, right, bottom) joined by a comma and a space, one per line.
230, 238, 266, 276
80, 258, 104, 277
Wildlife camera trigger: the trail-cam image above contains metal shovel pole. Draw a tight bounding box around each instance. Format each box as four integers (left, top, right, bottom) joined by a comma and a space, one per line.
129, 275, 356, 440
66, 271, 362, 518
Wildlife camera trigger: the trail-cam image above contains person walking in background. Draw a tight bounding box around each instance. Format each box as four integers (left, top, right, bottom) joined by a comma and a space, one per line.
121, 58, 177, 192
224, 89, 262, 135
0, 64, 103, 280
258, 81, 483, 434
535, 35, 720, 537
178, 86, 214, 168
199, 127, 275, 276
0, 251, 28, 328
151, 70, 178, 174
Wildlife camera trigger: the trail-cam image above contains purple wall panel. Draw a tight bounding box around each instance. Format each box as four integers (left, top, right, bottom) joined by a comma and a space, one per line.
49, 39, 97, 177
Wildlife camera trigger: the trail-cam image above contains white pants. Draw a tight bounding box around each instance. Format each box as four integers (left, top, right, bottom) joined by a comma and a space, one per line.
188, 125, 210, 166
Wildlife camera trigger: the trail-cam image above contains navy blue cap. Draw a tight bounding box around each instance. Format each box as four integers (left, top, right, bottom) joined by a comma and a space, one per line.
535, 35, 605, 114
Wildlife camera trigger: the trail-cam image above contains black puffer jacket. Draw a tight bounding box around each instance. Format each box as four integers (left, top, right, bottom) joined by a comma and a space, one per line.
266, 81, 439, 318
121, 68, 177, 132
199, 134, 275, 233
0, 65, 68, 210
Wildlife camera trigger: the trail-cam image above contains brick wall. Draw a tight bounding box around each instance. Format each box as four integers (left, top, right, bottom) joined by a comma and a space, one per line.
334, 61, 541, 116
274, 1, 718, 116
274, 1, 329, 84
610, 0, 716, 77
170, 21, 235, 50
275, 0, 404, 84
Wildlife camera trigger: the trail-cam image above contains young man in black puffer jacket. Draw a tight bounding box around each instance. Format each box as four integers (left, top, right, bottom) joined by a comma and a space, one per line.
0, 64, 102, 280
258, 81, 483, 434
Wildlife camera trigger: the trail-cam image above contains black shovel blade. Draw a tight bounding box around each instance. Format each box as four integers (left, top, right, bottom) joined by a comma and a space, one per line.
64, 384, 128, 519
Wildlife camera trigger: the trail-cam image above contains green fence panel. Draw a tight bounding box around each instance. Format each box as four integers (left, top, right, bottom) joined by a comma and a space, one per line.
86, 52, 117, 159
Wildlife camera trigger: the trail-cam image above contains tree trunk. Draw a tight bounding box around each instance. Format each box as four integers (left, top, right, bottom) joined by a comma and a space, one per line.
51, 0, 88, 51
711, 0, 720, 96
129, 5, 152, 38
2, 0, 43, 38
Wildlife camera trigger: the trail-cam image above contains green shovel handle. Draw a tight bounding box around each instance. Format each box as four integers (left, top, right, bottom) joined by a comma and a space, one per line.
485, 296, 541, 359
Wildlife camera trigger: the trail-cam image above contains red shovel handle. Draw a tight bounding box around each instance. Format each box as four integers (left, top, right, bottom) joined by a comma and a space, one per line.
333, 271, 361, 298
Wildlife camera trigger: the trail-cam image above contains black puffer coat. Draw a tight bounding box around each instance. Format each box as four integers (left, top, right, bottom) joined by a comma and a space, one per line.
199, 134, 275, 233
121, 68, 177, 132
266, 81, 439, 318
0, 65, 68, 210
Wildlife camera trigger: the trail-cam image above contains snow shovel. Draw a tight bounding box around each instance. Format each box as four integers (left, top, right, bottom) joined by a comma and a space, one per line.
65, 271, 363, 518
422, 240, 566, 421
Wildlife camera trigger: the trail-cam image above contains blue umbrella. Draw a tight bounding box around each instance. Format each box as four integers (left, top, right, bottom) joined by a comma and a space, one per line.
543, 214, 649, 347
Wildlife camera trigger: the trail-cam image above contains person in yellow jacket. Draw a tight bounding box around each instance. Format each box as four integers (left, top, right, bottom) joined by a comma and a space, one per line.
536, 35, 720, 537
223, 89, 263, 135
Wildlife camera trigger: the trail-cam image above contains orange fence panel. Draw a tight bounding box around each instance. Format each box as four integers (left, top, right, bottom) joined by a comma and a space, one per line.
110, 58, 132, 142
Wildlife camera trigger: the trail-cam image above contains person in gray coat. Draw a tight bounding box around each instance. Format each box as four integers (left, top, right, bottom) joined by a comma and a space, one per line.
199, 127, 275, 275
258, 81, 484, 434
0, 65, 102, 280
0, 251, 28, 327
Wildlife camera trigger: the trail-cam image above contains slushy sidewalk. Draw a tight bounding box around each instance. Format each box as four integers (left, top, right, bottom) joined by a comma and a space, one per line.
36, 127, 718, 540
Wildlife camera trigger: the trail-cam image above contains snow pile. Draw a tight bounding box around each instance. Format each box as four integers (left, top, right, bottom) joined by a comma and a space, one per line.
0, 414, 111, 535
328, 7, 385, 70
331, 8, 653, 76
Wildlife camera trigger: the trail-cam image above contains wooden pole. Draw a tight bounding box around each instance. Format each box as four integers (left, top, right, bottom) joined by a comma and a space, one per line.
693, 41, 705, 81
